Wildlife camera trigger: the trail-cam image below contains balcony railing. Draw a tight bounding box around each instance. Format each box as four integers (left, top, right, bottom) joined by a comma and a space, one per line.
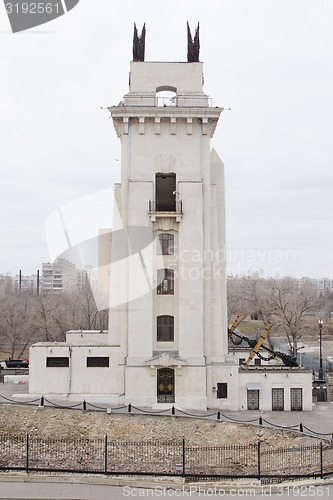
155, 96, 212, 107
149, 200, 182, 213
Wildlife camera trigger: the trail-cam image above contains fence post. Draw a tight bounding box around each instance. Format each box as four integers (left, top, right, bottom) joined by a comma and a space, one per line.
128, 403, 132, 413
320, 442, 323, 479
259, 416, 262, 425
104, 435, 108, 474
257, 441, 261, 480
299, 422, 303, 433
182, 438, 186, 477
172, 406, 175, 416
40, 396, 44, 407
82, 400, 87, 412
26, 433, 29, 474
217, 411, 220, 421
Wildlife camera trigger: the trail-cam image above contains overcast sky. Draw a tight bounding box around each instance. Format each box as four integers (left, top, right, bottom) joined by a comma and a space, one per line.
1, 0, 332, 279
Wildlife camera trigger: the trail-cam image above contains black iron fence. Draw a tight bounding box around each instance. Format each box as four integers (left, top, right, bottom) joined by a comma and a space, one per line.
1, 434, 333, 481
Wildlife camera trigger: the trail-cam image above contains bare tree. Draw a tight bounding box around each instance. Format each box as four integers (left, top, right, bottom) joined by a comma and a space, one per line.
268, 278, 318, 356
0, 280, 111, 359
0, 293, 32, 359
69, 283, 108, 331
227, 275, 318, 355
227, 277, 246, 323
32, 293, 70, 342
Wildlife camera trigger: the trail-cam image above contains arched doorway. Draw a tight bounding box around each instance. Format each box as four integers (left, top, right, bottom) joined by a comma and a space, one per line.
157, 368, 175, 403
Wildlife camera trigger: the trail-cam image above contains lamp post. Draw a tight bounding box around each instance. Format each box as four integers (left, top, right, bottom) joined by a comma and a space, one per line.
318, 319, 325, 382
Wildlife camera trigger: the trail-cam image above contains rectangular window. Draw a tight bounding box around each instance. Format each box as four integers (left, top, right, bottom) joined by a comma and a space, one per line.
46, 357, 69, 368
157, 316, 174, 342
217, 383, 228, 399
157, 269, 174, 295
239, 358, 246, 366
86, 357, 110, 367
157, 234, 174, 255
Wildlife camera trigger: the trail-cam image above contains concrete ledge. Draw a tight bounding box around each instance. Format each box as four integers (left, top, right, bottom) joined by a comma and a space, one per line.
0, 472, 332, 491
4, 375, 29, 384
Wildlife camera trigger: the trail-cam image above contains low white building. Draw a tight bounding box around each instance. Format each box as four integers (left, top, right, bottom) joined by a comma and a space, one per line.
29, 329, 312, 411
29, 26, 313, 411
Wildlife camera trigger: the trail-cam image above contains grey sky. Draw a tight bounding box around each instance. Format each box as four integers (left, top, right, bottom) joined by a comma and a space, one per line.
0, 0, 332, 279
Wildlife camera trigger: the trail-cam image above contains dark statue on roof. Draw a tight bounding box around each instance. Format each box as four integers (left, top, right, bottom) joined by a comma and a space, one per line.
187, 22, 200, 62
132, 22, 200, 63
133, 23, 146, 62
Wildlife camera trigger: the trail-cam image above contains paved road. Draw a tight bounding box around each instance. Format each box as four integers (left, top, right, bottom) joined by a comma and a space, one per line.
0, 381, 28, 397
0, 479, 121, 500
0, 478, 331, 499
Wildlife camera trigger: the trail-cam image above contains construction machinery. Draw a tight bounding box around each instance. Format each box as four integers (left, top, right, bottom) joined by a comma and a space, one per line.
228, 318, 298, 368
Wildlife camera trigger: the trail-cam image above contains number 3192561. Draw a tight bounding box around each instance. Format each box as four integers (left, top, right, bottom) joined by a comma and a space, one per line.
5, 3, 60, 14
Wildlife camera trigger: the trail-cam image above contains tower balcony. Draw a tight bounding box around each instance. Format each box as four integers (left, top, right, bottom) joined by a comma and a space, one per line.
148, 200, 183, 223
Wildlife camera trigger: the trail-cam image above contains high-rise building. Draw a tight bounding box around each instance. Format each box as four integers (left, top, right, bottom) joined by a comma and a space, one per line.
41, 258, 77, 293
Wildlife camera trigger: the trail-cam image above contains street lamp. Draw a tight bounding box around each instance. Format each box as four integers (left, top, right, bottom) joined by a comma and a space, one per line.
318, 319, 325, 382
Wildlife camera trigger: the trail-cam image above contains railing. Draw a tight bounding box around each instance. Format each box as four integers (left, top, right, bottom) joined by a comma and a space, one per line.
0, 434, 332, 480
149, 200, 182, 213
155, 97, 213, 107
156, 97, 177, 107
1, 395, 333, 443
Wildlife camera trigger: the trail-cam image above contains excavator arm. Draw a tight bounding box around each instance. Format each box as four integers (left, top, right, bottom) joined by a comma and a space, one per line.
228, 322, 298, 368
245, 322, 272, 365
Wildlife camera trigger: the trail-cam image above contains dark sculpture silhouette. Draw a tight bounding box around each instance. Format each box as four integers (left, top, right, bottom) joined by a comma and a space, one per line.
187, 22, 200, 62
133, 23, 146, 62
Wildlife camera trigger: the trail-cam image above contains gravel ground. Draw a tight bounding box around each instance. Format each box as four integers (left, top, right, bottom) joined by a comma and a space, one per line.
0, 381, 332, 446
0, 400, 322, 447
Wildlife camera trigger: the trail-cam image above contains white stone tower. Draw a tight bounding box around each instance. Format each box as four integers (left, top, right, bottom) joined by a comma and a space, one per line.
107, 42, 228, 409
28, 27, 313, 412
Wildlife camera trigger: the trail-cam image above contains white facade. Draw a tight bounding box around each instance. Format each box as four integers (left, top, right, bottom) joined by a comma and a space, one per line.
29, 55, 313, 411
106, 61, 227, 410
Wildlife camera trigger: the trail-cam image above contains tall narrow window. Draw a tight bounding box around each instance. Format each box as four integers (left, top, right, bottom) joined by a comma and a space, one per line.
157, 315, 174, 341
157, 269, 174, 295
155, 173, 176, 211
157, 234, 174, 255
217, 383, 228, 399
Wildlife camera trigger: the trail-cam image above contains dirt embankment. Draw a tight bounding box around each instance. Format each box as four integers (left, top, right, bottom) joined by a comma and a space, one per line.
0, 404, 320, 447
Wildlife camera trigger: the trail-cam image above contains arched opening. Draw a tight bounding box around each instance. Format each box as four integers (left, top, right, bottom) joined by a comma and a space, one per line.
157, 368, 175, 403
156, 87, 177, 107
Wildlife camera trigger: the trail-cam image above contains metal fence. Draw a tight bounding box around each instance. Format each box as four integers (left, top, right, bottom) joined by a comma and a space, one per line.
1, 434, 333, 481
